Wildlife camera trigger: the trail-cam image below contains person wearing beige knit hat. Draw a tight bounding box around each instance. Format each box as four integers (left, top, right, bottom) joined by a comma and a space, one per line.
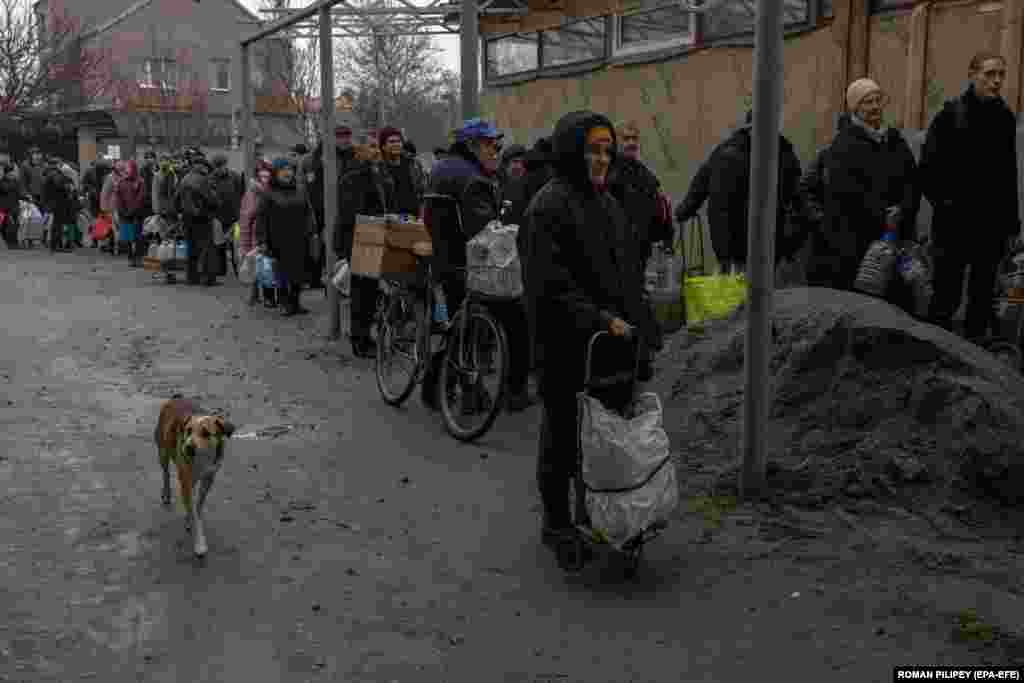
846, 78, 888, 132
806, 77, 919, 294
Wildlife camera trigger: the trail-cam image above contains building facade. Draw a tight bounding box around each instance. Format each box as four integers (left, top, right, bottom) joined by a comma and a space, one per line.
34, 0, 306, 168
479, 0, 1023, 208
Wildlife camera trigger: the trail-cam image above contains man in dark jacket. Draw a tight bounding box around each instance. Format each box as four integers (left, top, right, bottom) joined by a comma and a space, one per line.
676, 111, 803, 273
335, 144, 395, 357
378, 127, 425, 215
209, 155, 245, 229
20, 148, 46, 204
525, 110, 655, 558
0, 165, 20, 248
310, 125, 360, 236
43, 158, 80, 252
815, 79, 920, 292
423, 119, 534, 412
498, 143, 527, 187
921, 52, 1020, 340
175, 158, 221, 286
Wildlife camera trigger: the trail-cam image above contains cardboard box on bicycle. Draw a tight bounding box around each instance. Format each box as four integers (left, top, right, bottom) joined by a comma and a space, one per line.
351, 214, 430, 279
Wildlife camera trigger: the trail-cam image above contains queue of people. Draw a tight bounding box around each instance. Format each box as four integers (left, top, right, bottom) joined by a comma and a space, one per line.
1, 50, 1018, 559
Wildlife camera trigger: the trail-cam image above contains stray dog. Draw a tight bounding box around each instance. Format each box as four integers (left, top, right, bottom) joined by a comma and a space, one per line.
154, 397, 235, 558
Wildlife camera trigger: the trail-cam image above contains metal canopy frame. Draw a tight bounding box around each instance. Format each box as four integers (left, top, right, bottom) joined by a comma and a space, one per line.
238, 0, 492, 340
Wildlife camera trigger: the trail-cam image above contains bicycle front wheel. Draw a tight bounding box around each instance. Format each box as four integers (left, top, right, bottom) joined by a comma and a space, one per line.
375, 285, 424, 406
438, 306, 508, 442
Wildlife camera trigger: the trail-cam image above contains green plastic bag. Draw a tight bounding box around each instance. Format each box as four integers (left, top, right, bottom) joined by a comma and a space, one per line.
684, 273, 748, 326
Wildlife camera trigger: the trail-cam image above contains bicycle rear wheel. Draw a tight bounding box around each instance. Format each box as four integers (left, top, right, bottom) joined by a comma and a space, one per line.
438, 306, 508, 442
375, 285, 424, 406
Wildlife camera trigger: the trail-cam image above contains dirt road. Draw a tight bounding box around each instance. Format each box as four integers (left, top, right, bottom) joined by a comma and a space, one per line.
1, 247, 1021, 682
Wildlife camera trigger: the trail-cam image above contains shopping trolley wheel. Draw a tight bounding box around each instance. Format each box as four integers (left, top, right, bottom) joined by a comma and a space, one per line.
622, 546, 643, 580
556, 535, 587, 573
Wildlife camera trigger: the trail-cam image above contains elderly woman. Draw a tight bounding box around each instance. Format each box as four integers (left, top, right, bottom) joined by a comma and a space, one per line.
810, 78, 920, 293
239, 160, 273, 306
254, 158, 312, 317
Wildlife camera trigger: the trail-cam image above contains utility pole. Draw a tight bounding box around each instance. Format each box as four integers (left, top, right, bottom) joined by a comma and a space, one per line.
319, 5, 341, 340
459, 0, 479, 120
740, 0, 784, 501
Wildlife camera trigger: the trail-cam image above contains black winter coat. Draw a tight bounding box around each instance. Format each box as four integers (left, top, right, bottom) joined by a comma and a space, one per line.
702, 126, 802, 268
812, 120, 920, 289
42, 169, 78, 228
524, 110, 652, 399
334, 160, 394, 259
607, 157, 673, 266
310, 142, 359, 232
426, 147, 500, 278
210, 167, 245, 227
254, 179, 311, 287
919, 86, 1020, 250
176, 169, 219, 222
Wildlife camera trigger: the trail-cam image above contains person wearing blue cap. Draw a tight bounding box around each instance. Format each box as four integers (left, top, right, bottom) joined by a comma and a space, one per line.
420, 119, 535, 413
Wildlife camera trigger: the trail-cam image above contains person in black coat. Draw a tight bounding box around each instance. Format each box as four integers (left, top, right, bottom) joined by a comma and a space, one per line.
422, 120, 534, 413
795, 113, 853, 263
0, 166, 20, 248
524, 110, 655, 553
42, 159, 77, 252
254, 158, 311, 317
812, 79, 920, 292
676, 111, 803, 273
335, 144, 394, 357
921, 52, 1021, 340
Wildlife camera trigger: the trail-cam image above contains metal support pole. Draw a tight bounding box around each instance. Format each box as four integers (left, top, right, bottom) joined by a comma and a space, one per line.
320, 5, 341, 341
460, 0, 479, 120
239, 43, 254, 183
740, 0, 784, 501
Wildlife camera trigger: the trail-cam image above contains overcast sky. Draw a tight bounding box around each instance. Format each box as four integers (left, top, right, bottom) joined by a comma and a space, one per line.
238, 0, 462, 72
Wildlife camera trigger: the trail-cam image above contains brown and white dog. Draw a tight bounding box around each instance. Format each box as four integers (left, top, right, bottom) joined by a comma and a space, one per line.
154, 398, 235, 558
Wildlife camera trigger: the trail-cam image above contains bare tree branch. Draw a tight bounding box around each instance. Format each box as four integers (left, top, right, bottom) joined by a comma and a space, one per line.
0, 0, 113, 113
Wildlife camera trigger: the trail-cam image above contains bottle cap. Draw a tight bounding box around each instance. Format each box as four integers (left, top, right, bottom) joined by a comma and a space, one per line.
881, 231, 897, 242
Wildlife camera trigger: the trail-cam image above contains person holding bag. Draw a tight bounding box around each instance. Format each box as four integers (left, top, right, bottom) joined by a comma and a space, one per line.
524, 110, 655, 555
239, 161, 273, 306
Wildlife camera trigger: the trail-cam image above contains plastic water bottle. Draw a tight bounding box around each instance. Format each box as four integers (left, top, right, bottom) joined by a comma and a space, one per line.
854, 231, 900, 297
432, 284, 449, 324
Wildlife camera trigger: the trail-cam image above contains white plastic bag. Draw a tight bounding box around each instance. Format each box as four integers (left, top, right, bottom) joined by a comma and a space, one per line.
466, 220, 523, 298
211, 218, 226, 247
238, 248, 259, 285
157, 240, 176, 263
331, 258, 351, 297
143, 214, 162, 237
579, 391, 677, 549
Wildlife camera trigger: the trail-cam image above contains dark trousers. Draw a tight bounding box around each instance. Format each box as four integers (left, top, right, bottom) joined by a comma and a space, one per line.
349, 274, 380, 339
49, 217, 62, 251
183, 217, 213, 285
537, 382, 632, 529
929, 241, 1001, 340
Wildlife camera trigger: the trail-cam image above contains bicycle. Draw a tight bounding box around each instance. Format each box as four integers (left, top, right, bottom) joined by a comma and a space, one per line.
374, 240, 442, 406
374, 194, 511, 443
436, 263, 510, 442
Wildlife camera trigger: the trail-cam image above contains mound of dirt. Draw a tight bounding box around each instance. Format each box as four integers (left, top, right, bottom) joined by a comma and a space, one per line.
654, 288, 1024, 505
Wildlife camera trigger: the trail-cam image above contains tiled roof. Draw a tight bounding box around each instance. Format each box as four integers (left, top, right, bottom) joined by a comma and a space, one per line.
82, 0, 262, 40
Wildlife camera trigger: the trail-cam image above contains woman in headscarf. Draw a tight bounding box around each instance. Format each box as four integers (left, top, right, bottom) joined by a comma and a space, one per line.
114, 160, 147, 266
98, 161, 121, 254
254, 157, 312, 317
239, 160, 273, 307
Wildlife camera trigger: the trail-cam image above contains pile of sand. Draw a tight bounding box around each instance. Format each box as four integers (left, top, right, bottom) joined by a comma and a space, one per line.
654, 288, 1024, 505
